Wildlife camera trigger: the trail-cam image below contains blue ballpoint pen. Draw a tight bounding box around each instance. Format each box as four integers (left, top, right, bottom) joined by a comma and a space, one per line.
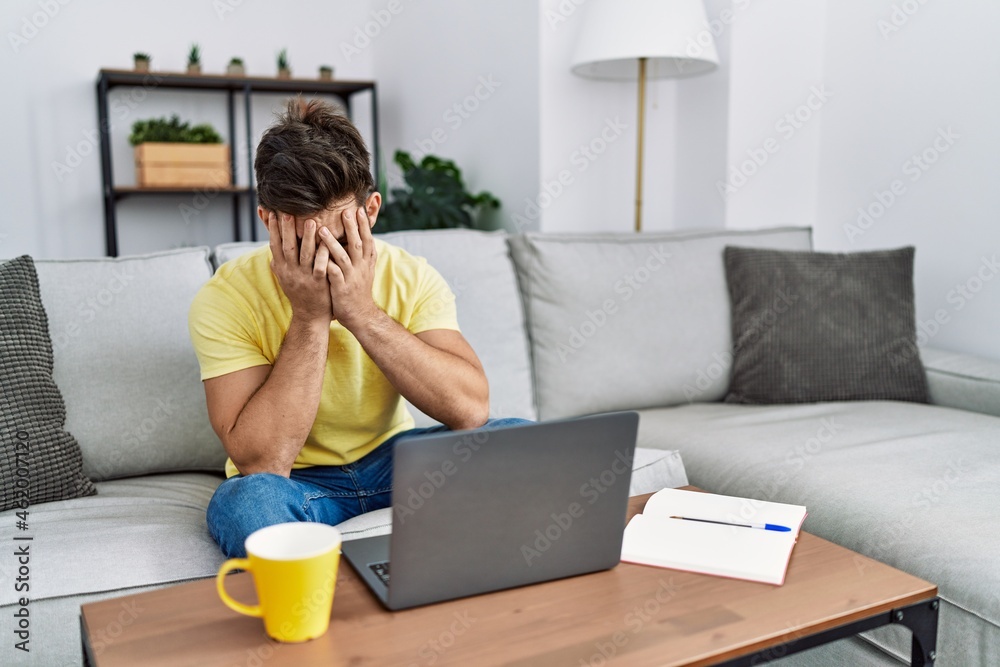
669, 515, 792, 532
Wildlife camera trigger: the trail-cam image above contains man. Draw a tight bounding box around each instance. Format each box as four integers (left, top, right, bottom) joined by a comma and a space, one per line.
188, 98, 526, 558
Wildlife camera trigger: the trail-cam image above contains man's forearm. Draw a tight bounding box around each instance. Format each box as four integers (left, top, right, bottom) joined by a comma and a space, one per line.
351, 309, 489, 430
228, 315, 330, 476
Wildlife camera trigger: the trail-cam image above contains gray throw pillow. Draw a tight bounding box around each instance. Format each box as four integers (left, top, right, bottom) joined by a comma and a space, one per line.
723, 246, 929, 404
1, 255, 96, 511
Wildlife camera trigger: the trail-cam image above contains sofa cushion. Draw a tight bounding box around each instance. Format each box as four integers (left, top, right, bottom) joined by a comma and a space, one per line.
507, 228, 813, 420
34, 247, 225, 481
922, 346, 1000, 419
377, 230, 535, 423
636, 400, 1000, 667
0, 256, 95, 511
214, 230, 537, 425
0, 472, 225, 606
723, 246, 928, 405
212, 241, 262, 267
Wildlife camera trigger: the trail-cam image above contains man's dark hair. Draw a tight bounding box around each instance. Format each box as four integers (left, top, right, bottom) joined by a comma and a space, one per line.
254, 97, 374, 216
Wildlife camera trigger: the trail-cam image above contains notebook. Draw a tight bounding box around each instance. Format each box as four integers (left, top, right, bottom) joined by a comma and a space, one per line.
621, 488, 807, 585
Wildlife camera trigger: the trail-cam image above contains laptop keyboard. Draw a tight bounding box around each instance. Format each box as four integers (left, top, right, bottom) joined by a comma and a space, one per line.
369, 561, 391, 586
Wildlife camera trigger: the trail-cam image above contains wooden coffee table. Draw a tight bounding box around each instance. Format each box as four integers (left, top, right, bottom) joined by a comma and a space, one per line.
81, 491, 939, 666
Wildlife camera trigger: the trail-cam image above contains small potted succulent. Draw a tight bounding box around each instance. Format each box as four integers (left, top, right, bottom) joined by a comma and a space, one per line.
276, 48, 291, 78
319, 64, 334, 81
187, 44, 201, 75
133, 52, 151, 72
227, 57, 244, 76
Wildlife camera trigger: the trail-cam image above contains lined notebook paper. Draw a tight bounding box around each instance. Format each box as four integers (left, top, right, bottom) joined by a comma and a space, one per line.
621, 488, 807, 585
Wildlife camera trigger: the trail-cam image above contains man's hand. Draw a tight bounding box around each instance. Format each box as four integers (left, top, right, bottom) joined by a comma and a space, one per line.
267, 211, 332, 325
318, 206, 378, 331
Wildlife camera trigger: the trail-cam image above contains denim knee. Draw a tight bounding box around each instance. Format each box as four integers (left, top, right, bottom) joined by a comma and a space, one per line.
483, 417, 534, 429
207, 473, 309, 558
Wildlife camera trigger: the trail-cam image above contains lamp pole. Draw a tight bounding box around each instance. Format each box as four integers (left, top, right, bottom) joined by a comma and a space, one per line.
634, 57, 647, 233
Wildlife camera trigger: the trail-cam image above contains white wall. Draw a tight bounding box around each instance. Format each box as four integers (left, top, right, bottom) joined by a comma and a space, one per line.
715, 0, 1000, 360
369, 0, 539, 233
538, 0, 678, 233
1, 0, 538, 258
722, 0, 827, 232
815, 0, 1000, 360
2, 0, 379, 259
4, 1, 999, 359
672, 0, 732, 230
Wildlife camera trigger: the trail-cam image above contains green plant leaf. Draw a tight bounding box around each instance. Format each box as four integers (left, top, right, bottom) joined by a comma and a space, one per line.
128, 114, 222, 146
379, 150, 500, 231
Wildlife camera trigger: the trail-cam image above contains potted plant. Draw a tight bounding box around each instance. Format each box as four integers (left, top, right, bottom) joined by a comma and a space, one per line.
227, 57, 244, 76
276, 48, 291, 78
378, 150, 500, 232
129, 115, 230, 188
133, 52, 151, 72
319, 64, 334, 81
187, 44, 201, 75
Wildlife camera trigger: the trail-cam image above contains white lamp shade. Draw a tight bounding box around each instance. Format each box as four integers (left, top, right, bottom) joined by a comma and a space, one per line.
570, 0, 719, 80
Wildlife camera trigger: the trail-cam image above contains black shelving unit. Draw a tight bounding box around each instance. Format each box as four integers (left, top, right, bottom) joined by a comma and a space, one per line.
96, 69, 379, 256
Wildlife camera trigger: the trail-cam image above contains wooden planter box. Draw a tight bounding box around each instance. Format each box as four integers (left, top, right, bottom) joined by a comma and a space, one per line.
134, 143, 231, 187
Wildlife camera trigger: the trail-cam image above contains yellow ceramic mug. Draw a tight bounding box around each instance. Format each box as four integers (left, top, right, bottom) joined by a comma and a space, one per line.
216, 522, 342, 643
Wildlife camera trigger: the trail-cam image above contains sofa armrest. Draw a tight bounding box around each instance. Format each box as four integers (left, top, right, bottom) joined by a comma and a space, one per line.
921, 346, 1000, 418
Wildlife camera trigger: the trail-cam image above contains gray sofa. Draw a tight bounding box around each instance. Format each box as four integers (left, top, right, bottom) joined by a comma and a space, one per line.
2, 226, 998, 666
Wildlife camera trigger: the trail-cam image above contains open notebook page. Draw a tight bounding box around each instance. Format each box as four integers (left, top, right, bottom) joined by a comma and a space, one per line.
621, 489, 807, 585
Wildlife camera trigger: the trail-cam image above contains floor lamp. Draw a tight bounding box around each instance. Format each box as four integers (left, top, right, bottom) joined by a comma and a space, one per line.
570, 0, 719, 232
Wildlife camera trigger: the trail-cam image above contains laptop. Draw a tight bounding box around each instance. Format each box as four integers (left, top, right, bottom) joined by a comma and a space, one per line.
341, 411, 639, 610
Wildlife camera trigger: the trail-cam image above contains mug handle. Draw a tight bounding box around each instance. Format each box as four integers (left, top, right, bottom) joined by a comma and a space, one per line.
216, 558, 263, 618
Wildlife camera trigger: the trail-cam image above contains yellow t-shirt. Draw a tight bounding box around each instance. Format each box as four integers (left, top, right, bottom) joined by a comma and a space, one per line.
188, 239, 460, 477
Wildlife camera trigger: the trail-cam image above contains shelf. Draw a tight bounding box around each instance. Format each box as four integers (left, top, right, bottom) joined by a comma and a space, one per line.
97, 68, 379, 256
99, 69, 375, 96
113, 185, 250, 200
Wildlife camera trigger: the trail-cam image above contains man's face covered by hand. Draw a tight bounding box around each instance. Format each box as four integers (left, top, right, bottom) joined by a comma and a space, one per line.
259, 191, 381, 249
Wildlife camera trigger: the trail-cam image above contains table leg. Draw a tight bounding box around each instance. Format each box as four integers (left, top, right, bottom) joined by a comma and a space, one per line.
892, 598, 939, 666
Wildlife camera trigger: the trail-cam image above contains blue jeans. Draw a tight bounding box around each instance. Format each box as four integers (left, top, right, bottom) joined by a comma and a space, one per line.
206, 418, 531, 558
